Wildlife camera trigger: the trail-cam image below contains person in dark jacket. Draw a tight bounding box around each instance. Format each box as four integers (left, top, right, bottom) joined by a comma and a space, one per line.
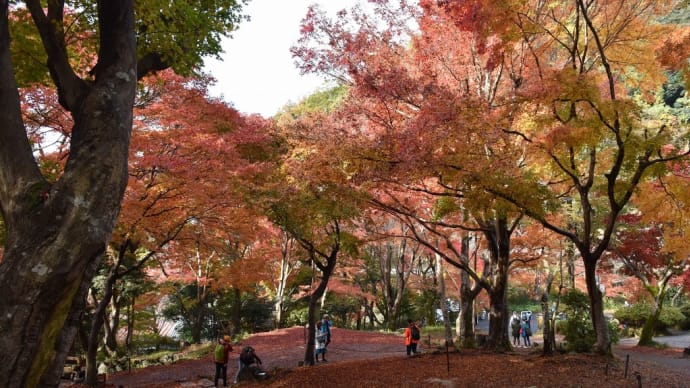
234, 346, 263, 384
521, 319, 532, 347
510, 311, 521, 347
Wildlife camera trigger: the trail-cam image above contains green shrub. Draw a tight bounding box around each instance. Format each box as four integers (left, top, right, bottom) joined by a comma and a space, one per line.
604, 295, 628, 311
658, 306, 685, 332
614, 303, 649, 327
560, 289, 618, 352
679, 304, 690, 330
285, 306, 309, 326
614, 303, 686, 333
324, 293, 362, 328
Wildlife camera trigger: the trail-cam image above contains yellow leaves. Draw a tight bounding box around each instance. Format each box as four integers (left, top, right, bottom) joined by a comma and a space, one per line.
541, 122, 600, 151
634, 175, 690, 260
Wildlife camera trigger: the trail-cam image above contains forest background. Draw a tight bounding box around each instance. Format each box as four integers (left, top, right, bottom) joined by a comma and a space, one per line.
1, 1, 690, 387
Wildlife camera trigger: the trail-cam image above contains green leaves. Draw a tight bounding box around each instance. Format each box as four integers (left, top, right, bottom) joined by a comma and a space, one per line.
9, 1, 248, 83
133, 0, 248, 75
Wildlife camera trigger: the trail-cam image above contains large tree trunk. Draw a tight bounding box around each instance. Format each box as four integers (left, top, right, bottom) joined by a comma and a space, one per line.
583, 258, 610, 354
231, 288, 242, 337
638, 306, 661, 346
635, 271, 673, 347
457, 236, 482, 348
458, 269, 478, 348
0, 2, 137, 386
486, 282, 511, 351
484, 217, 512, 351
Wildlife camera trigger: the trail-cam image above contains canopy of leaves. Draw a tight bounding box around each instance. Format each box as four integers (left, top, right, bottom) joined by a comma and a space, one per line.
9, 0, 248, 85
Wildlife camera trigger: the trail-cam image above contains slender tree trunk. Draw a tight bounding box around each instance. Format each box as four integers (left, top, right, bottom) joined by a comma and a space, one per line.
392, 241, 416, 330
231, 288, 242, 337
274, 234, 294, 328
540, 274, 555, 355
303, 246, 338, 365
104, 296, 121, 353
367, 300, 376, 329
274, 253, 290, 328
381, 244, 394, 330
125, 298, 135, 352
435, 253, 453, 344
85, 270, 118, 386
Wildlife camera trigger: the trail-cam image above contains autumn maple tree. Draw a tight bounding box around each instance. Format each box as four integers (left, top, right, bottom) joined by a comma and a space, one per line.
252, 100, 368, 365
428, 0, 690, 354
293, 0, 690, 357
0, 2, 246, 385
605, 168, 690, 346
294, 0, 540, 351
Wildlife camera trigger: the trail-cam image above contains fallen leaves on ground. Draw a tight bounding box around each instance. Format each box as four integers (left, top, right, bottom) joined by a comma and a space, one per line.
86, 326, 689, 388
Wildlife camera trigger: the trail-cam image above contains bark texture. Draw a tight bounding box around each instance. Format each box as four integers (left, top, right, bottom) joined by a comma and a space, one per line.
0, 1, 137, 386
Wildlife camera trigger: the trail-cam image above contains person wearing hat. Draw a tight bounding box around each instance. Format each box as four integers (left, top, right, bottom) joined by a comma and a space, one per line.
213, 335, 233, 387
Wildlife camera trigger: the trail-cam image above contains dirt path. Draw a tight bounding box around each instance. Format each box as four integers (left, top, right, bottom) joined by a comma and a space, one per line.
613, 343, 690, 377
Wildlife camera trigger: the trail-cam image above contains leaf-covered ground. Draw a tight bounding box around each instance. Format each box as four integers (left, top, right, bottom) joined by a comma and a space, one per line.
70, 326, 689, 387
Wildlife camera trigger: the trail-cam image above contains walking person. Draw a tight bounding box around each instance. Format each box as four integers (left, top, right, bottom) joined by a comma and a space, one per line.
404, 319, 421, 356
314, 321, 328, 362
521, 318, 532, 347
510, 311, 521, 347
213, 335, 233, 387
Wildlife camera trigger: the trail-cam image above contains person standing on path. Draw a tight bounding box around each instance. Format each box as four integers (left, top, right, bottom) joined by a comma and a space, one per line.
213, 335, 233, 387
315, 321, 328, 362
404, 319, 421, 356
521, 318, 532, 347
510, 311, 521, 347
321, 314, 332, 346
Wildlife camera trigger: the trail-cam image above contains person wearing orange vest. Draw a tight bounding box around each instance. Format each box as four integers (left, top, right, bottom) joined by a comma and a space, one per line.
404, 319, 420, 356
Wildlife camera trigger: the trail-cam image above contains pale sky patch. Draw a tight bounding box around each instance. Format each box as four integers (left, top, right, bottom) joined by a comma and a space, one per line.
203, 1, 357, 117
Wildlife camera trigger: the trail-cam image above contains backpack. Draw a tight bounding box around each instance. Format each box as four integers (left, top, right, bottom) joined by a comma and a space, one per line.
240, 346, 255, 365
411, 325, 420, 340
214, 344, 226, 363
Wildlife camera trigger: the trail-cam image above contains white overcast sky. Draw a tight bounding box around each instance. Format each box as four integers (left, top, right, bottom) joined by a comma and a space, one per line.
203, 1, 356, 117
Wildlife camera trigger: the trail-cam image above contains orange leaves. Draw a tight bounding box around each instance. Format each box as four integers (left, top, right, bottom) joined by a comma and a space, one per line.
656, 27, 690, 71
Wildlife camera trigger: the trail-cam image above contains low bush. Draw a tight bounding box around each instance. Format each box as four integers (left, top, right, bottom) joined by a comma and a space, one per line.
560, 289, 618, 352
614, 303, 685, 334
